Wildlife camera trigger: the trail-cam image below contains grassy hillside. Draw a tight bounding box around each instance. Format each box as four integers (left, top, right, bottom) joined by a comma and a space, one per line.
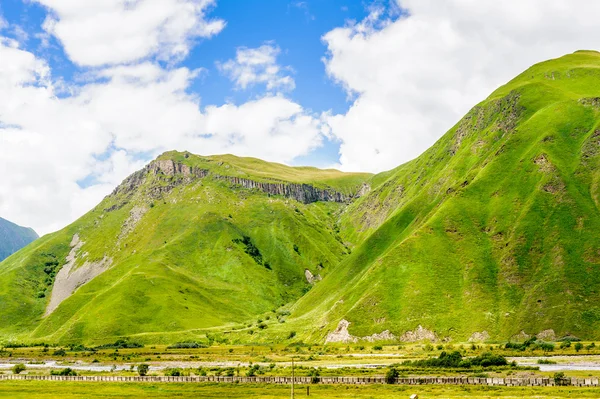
250, 50, 600, 343
0, 153, 370, 344
0, 218, 38, 262
2, 51, 600, 346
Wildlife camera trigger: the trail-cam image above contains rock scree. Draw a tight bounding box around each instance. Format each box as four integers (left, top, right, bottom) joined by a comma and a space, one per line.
44, 234, 112, 316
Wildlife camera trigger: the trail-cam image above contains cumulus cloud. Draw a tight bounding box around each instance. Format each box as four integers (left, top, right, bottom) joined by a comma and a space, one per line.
0, 39, 321, 235
34, 0, 225, 66
218, 44, 295, 92
323, 0, 600, 172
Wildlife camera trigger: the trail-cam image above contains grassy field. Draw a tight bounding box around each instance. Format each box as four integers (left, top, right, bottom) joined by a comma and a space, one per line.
3, 381, 600, 399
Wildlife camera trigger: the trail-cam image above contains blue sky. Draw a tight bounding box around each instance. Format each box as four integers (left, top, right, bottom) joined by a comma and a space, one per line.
1, 0, 378, 168
2, 0, 597, 234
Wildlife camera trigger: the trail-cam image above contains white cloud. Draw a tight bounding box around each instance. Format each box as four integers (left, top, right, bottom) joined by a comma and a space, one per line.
218, 44, 295, 92
323, 0, 600, 172
34, 0, 225, 66
0, 41, 321, 235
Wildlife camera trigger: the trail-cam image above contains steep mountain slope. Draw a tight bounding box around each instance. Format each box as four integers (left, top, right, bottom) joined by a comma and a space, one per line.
257, 50, 600, 343
0, 152, 371, 344
0, 218, 38, 262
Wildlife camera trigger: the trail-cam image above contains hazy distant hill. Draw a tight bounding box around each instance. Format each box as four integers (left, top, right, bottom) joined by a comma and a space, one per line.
0, 217, 38, 262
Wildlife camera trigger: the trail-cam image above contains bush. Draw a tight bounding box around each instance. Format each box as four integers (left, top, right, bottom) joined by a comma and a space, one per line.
137, 364, 149, 376
559, 341, 571, 349
166, 342, 207, 349
164, 368, 182, 376
557, 336, 581, 342
538, 342, 555, 352
288, 331, 297, 339
50, 368, 77, 376
95, 339, 143, 350
12, 364, 26, 374
232, 236, 263, 265
554, 372, 569, 386
246, 364, 260, 377
308, 368, 320, 384
403, 351, 508, 369
385, 367, 399, 384
575, 342, 584, 352
587, 342, 596, 350
53, 349, 66, 356
373, 345, 383, 351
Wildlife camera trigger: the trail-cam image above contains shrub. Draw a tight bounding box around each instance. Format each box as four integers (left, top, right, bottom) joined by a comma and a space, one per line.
95, 340, 143, 350
385, 367, 399, 384
12, 364, 26, 374
50, 368, 77, 376
164, 368, 182, 376
403, 351, 507, 369
293, 244, 300, 255
373, 345, 383, 351
554, 372, 569, 386
308, 368, 320, 384
575, 342, 584, 352
246, 364, 260, 377
538, 342, 555, 352
537, 359, 556, 364
232, 236, 263, 265
557, 336, 581, 342
53, 349, 66, 356
137, 364, 149, 376
288, 331, 297, 339
587, 342, 596, 350
560, 341, 571, 349
166, 342, 207, 349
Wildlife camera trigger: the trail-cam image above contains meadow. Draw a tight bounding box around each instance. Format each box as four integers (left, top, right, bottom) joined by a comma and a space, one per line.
3, 381, 600, 399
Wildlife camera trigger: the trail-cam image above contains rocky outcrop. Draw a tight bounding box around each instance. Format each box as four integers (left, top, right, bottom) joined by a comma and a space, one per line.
537, 329, 557, 341
223, 176, 349, 203
118, 206, 148, 242
325, 319, 397, 343
305, 269, 322, 284
512, 330, 531, 341
399, 325, 438, 342
107, 159, 365, 207
468, 331, 490, 342
325, 320, 357, 343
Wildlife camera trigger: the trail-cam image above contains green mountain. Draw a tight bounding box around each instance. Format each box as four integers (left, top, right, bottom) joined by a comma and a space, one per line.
1, 51, 600, 345
0, 218, 38, 262
270, 50, 600, 344
0, 152, 370, 344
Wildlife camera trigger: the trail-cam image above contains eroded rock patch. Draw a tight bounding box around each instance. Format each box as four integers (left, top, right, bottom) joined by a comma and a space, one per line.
45, 234, 112, 316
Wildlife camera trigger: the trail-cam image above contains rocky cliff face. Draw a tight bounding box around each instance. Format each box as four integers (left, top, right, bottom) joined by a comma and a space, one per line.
109, 159, 365, 205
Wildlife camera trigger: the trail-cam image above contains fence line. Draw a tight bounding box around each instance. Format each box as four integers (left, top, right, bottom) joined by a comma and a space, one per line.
1, 374, 599, 387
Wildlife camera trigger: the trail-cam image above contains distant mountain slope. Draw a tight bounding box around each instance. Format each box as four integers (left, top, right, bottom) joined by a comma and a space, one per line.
0, 218, 38, 262
0, 152, 371, 344
267, 50, 600, 343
